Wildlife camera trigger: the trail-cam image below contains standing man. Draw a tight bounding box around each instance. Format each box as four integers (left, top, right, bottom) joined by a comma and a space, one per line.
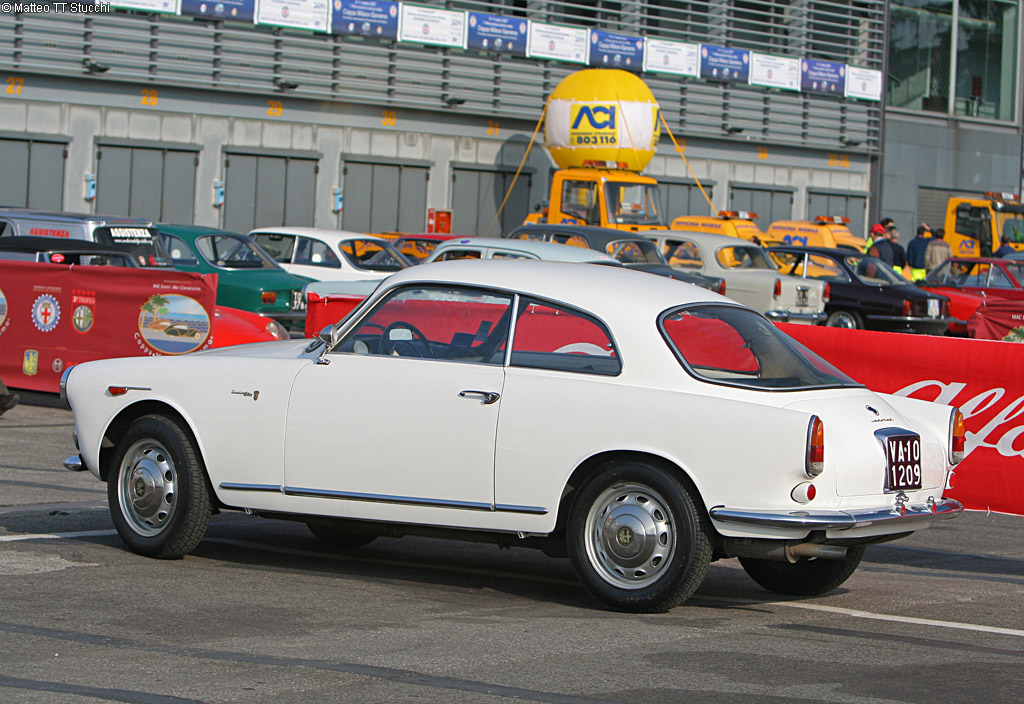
925, 228, 952, 274
906, 224, 933, 280
887, 224, 909, 277
0, 377, 18, 417
868, 224, 895, 265
995, 234, 1015, 257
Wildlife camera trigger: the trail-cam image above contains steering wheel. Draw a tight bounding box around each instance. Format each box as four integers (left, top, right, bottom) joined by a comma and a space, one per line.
379, 320, 433, 358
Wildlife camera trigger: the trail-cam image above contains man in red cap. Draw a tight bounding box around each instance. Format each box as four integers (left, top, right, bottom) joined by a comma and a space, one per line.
865, 222, 886, 252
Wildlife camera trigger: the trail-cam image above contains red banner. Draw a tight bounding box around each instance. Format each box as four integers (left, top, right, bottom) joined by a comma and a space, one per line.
779, 323, 1024, 516
0, 262, 218, 393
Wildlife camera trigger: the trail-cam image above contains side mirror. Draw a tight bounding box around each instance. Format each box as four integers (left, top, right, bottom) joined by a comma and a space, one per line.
317, 323, 337, 347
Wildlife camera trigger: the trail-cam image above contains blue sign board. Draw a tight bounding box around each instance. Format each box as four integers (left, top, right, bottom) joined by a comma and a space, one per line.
588, 30, 644, 72
466, 12, 528, 55
181, 0, 254, 22
331, 0, 399, 39
698, 44, 751, 84
801, 58, 846, 95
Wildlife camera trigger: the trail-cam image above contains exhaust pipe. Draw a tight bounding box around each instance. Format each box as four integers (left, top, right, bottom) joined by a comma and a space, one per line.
723, 538, 848, 563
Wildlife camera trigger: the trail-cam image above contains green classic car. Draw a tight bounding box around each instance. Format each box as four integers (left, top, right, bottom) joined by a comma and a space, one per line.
156, 224, 313, 330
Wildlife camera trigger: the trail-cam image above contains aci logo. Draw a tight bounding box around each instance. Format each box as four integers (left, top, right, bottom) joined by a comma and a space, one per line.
569, 104, 619, 146
571, 105, 617, 130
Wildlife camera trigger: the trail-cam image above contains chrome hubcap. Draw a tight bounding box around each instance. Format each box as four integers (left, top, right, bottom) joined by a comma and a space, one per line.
829, 312, 857, 328
585, 482, 675, 589
118, 440, 177, 537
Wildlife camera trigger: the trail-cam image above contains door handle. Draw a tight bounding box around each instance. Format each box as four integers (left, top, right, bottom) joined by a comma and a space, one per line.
459, 390, 500, 405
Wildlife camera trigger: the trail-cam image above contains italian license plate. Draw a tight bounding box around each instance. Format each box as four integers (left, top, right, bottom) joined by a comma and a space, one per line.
796, 287, 809, 307
884, 434, 923, 492
927, 299, 939, 318
291, 290, 306, 311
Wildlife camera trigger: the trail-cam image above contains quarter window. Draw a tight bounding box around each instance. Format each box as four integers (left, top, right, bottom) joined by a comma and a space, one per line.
510, 298, 620, 376
251, 233, 296, 263
161, 234, 198, 266
295, 237, 341, 268
664, 239, 702, 268
436, 249, 483, 261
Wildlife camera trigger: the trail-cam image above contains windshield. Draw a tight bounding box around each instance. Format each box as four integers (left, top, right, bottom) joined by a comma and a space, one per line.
604, 182, 665, 226
844, 253, 907, 285
661, 304, 860, 390
196, 234, 281, 269
996, 212, 1024, 243
339, 238, 411, 272
93, 226, 171, 267
607, 238, 666, 264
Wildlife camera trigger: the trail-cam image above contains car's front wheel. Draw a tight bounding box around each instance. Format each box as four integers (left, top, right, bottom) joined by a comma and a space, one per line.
738, 545, 866, 596
567, 461, 711, 613
108, 414, 212, 559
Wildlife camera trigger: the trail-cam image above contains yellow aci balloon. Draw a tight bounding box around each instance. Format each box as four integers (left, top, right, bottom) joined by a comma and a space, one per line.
545, 69, 661, 172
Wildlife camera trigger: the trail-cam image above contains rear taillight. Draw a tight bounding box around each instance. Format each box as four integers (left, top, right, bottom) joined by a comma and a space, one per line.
773, 278, 781, 298
718, 279, 727, 295
823, 282, 831, 302
262, 291, 277, 305
902, 299, 912, 316
950, 408, 965, 464
806, 416, 824, 477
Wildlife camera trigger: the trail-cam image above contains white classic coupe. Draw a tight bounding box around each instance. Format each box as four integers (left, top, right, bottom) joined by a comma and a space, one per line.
61, 260, 964, 612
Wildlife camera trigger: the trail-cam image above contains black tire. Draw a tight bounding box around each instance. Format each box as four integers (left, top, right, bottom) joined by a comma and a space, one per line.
306, 520, 378, 548
738, 545, 866, 597
107, 414, 212, 559
825, 309, 863, 329
567, 461, 712, 613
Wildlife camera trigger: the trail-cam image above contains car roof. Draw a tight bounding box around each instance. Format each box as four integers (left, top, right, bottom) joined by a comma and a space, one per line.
508, 224, 655, 247
0, 208, 154, 226
431, 237, 616, 262
768, 245, 854, 256
949, 256, 1016, 263
248, 226, 386, 243
0, 235, 131, 253
654, 230, 763, 247
156, 223, 248, 239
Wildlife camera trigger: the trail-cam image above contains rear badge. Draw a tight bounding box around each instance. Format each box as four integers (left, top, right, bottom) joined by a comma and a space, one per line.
231, 390, 260, 401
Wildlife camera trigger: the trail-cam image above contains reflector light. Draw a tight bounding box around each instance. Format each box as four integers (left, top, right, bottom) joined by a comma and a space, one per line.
902, 299, 912, 316
806, 416, 824, 477
773, 279, 782, 298
791, 482, 816, 504
718, 279, 727, 296
262, 291, 278, 304
108, 386, 128, 396
951, 409, 966, 464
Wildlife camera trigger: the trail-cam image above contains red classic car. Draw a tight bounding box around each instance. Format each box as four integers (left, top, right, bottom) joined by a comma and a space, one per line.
921, 257, 1024, 335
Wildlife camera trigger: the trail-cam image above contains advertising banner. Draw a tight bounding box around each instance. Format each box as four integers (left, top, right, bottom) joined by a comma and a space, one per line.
466, 12, 528, 55
0, 262, 218, 394
330, 0, 399, 39
750, 53, 800, 91
588, 30, 644, 72
106, 0, 181, 13
642, 38, 698, 77
181, 0, 255, 22
527, 22, 589, 65
845, 66, 883, 101
778, 324, 1024, 517
256, 0, 329, 32
398, 4, 466, 49
698, 44, 750, 84
800, 58, 846, 96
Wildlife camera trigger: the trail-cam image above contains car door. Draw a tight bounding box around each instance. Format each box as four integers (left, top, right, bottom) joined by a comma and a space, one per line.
284, 284, 513, 525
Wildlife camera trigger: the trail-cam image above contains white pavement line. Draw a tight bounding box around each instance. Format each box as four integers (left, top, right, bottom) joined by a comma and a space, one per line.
693, 594, 1024, 639
0, 529, 117, 543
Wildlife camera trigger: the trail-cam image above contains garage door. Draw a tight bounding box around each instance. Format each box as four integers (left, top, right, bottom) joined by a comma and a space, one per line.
729, 187, 793, 231
451, 167, 532, 237
659, 181, 715, 223
0, 137, 67, 210
342, 161, 429, 234
96, 144, 197, 224
223, 152, 318, 233
807, 191, 869, 240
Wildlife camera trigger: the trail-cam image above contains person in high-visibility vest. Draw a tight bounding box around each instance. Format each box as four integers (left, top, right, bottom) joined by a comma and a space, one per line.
865, 222, 886, 253
906, 224, 932, 281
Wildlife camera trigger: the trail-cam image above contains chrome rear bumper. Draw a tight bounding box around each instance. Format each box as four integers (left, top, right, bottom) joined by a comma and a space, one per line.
710, 496, 963, 531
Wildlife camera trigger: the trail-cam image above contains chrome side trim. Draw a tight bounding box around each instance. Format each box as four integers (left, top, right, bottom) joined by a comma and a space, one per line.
219, 482, 283, 492
864, 315, 955, 324
283, 486, 547, 515
763, 311, 828, 322
709, 497, 962, 531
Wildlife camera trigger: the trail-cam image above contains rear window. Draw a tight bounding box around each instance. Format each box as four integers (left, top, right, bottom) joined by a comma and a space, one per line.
661, 304, 859, 390
94, 227, 170, 267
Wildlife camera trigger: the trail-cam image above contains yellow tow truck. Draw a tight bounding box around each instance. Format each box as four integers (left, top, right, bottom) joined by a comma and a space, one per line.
943, 192, 1024, 257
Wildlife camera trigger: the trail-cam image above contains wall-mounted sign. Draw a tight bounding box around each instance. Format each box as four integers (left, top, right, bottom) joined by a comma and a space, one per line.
466, 12, 528, 55
845, 66, 883, 101
181, 0, 254, 22
398, 4, 467, 49
588, 30, 644, 72
699, 44, 750, 84
527, 22, 589, 65
331, 0, 399, 39
801, 58, 846, 95
109, 0, 181, 13
256, 0, 329, 32
642, 38, 698, 78
750, 53, 800, 91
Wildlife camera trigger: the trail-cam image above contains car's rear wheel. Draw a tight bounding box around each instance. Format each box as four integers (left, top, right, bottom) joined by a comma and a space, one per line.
567, 461, 711, 613
108, 414, 212, 559
825, 309, 863, 329
306, 520, 377, 548
738, 545, 866, 596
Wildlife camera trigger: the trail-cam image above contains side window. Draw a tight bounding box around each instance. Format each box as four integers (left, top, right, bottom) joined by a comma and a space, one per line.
806, 254, 849, 282
988, 264, 1013, 288
665, 239, 702, 268
161, 234, 198, 265
339, 286, 513, 363
295, 237, 340, 268
491, 250, 535, 259
1004, 262, 1024, 286
516, 230, 548, 242
663, 310, 759, 377
955, 205, 991, 242
962, 262, 990, 287
251, 233, 296, 263
437, 249, 483, 261
716, 246, 753, 269
510, 298, 620, 376
561, 180, 598, 224
0, 220, 13, 237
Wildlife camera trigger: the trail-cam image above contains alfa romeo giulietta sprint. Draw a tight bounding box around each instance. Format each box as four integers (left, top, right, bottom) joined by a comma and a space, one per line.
61, 260, 964, 612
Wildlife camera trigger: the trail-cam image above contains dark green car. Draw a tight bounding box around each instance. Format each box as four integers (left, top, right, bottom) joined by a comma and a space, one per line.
156, 224, 313, 329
